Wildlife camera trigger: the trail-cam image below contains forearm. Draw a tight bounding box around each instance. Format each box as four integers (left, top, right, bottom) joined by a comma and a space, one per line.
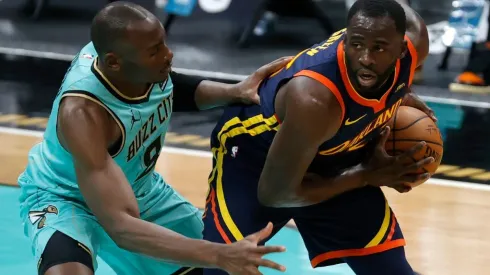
261, 167, 366, 208
194, 80, 239, 110
402, 89, 421, 107
296, 167, 366, 206
113, 215, 221, 268
78, 164, 222, 269
170, 71, 239, 111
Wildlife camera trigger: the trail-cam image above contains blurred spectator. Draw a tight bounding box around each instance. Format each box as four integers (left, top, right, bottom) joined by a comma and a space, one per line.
449, 0, 490, 93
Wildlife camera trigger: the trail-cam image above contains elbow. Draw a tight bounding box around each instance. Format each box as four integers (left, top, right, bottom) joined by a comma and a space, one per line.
103, 212, 140, 250
257, 183, 278, 207
257, 182, 291, 208
257, 191, 275, 207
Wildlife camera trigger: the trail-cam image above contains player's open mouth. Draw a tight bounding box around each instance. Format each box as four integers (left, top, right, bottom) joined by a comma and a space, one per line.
357, 71, 377, 87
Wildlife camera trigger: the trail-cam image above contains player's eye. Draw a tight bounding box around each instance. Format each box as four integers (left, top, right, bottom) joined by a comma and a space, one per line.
150, 46, 160, 56
374, 45, 385, 52
351, 42, 363, 49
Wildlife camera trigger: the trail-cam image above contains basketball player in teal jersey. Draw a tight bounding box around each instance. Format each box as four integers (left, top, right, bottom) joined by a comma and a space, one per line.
17, 2, 291, 275
203, 0, 436, 274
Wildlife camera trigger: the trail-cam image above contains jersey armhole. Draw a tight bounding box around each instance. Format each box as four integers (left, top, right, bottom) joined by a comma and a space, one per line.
60, 90, 126, 158
404, 36, 418, 86
293, 70, 346, 122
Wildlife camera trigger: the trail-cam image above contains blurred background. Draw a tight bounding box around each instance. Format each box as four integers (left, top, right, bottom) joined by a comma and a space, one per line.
1, 0, 489, 183
1, 0, 490, 274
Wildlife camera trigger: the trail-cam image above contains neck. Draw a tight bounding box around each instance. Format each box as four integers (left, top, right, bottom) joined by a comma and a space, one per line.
350, 71, 395, 100
97, 62, 149, 98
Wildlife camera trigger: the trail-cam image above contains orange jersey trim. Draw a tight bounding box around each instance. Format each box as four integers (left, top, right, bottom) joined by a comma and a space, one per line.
310, 239, 406, 267
336, 40, 401, 113
385, 214, 397, 242
209, 188, 232, 244
293, 70, 346, 122
405, 35, 418, 86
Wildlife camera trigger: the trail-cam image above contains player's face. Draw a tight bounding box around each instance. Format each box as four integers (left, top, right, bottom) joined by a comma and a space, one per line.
118, 18, 173, 84
344, 13, 406, 93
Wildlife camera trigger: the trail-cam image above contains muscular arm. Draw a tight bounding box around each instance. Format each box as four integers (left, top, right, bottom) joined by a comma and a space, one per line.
171, 57, 291, 111
396, 0, 429, 66
58, 97, 222, 268
170, 70, 239, 111
257, 77, 367, 208
194, 80, 239, 110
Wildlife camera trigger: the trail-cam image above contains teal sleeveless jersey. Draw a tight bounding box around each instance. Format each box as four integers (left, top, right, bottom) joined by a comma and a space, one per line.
19, 42, 174, 202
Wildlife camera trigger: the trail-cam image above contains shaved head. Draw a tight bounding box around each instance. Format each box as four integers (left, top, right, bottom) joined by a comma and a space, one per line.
89, 1, 172, 84
91, 1, 156, 56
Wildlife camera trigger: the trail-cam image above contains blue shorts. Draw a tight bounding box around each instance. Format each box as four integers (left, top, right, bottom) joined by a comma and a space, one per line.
202, 105, 407, 271
19, 172, 203, 274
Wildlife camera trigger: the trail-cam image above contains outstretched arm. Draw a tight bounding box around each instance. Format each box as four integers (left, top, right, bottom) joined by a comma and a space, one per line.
58, 96, 221, 267
171, 57, 292, 111
57, 97, 286, 274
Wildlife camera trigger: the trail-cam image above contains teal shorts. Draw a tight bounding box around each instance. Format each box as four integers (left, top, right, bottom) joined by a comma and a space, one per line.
18, 172, 203, 274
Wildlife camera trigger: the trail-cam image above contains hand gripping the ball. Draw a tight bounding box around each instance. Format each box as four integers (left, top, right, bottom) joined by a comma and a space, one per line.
362, 126, 435, 193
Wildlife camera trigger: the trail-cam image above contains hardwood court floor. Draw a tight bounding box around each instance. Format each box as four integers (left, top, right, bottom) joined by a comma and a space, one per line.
1, 128, 489, 275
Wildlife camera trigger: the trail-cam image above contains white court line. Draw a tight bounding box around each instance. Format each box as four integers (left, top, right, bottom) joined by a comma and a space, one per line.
1, 46, 490, 108
1, 126, 489, 191
0, 126, 212, 158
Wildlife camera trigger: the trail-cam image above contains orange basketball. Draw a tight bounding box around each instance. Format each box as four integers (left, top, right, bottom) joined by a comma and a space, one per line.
385, 106, 444, 187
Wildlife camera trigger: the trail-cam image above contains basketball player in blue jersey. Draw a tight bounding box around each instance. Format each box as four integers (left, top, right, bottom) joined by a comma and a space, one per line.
17, 2, 292, 275
203, 0, 437, 274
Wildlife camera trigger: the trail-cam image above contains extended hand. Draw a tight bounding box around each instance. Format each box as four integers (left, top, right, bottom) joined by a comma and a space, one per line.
403, 91, 437, 122
217, 222, 286, 275
234, 57, 293, 105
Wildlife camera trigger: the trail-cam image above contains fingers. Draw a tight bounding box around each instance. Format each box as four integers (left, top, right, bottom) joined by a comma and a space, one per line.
393, 184, 412, 193
246, 222, 274, 243
404, 93, 437, 122
398, 141, 426, 161
401, 172, 431, 184
377, 126, 391, 149
251, 94, 260, 105
428, 110, 438, 122
252, 245, 286, 254
255, 57, 293, 77
251, 258, 286, 272
405, 157, 434, 172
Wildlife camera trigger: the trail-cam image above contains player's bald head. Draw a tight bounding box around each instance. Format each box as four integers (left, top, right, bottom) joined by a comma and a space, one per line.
90, 1, 158, 56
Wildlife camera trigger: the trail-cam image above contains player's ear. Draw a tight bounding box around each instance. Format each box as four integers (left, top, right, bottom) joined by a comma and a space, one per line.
103, 53, 121, 72
400, 40, 408, 59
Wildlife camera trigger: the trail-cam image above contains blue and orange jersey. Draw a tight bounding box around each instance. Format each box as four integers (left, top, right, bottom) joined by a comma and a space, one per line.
258, 28, 419, 177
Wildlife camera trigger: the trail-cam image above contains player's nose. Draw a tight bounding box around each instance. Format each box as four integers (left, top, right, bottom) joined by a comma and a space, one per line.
358, 49, 375, 67
166, 48, 174, 62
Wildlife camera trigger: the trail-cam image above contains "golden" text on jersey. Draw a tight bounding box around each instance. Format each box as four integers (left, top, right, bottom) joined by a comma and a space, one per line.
318, 98, 403, 156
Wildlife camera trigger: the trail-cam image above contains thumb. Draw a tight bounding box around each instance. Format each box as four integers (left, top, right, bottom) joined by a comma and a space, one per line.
251, 94, 260, 105
429, 111, 438, 122
378, 126, 391, 149
248, 222, 273, 243
255, 56, 293, 77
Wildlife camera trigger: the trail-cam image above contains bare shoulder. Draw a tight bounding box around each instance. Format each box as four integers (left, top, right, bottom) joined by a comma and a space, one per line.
276, 75, 344, 138
58, 96, 112, 128
58, 96, 112, 154
404, 7, 429, 66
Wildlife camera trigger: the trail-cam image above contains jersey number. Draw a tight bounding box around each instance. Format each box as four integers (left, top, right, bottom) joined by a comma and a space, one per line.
135, 137, 162, 181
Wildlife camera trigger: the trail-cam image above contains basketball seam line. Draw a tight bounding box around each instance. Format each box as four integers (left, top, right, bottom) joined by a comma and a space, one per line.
391, 115, 429, 131
386, 139, 443, 147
